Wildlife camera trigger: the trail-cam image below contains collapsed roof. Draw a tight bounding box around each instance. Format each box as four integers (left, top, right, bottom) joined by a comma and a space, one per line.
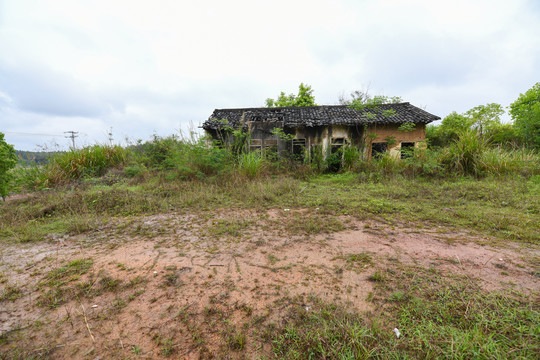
202, 103, 440, 130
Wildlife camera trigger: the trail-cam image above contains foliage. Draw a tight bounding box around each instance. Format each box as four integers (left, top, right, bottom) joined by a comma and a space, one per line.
429, 105, 517, 148
325, 149, 342, 173
383, 135, 397, 147
509, 82, 540, 149
348, 94, 402, 112
237, 152, 264, 179
398, 122, 416, 132
15, 150, 57, 165
265, 83, 317, 107
338, 89, 371, 105
47, 145, 127, 185
271, 128, 295, 141
427, 111, 474, 147
440, 129, 487, 177
133, 135, 234, 180
339, 89, 402, 108
341, 145, 361, 171
465, 103, 505, 136
310, 145, 326, 173
0, 133, 18, 200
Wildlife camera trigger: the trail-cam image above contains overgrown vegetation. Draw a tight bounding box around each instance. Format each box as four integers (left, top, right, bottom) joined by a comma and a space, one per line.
1, 84, 539, 359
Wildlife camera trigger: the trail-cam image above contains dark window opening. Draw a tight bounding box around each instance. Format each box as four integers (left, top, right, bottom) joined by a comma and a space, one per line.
331, 137, 346, 154
292, 139, 306, 162
401, 142, 415, 159
249, 139, 262, 152
327, 138, 347, 172
371, 142, 387, 159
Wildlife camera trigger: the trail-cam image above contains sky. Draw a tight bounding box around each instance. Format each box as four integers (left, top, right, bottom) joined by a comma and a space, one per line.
1, 0, 539, 151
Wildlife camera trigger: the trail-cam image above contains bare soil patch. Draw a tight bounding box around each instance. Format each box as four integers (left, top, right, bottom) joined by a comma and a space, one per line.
1, 209, 538, 359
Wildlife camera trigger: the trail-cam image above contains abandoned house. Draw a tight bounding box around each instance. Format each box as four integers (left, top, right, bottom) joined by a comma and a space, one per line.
202, 102, 440, 160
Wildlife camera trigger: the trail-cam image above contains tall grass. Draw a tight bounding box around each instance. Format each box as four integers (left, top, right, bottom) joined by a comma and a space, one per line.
237, 151, 264, 179
131, 135, 233, 180
47, 145, 127, 184
479, 147, 540, 176
342, 145, 361, 171
9, 129, 540, 198
440, 129, 487, 176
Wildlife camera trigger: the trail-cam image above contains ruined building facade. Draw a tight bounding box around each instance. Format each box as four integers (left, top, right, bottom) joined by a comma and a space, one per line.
202, 103, 440, 159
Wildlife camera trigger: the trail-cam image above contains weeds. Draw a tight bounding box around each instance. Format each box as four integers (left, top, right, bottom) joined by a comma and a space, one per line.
269, 264, 539, 359
0, 283, 22, 301
237, 151, 264, 179
47, 145, 127, 185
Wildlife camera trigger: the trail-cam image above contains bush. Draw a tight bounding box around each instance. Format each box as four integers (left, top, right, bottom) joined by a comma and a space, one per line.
441, 129, 487, 177
237, 152, 264, 179
342, 145, 361, 171
132, 135, 234, 180
46, 145, 127, 185
310, 145, 326, 173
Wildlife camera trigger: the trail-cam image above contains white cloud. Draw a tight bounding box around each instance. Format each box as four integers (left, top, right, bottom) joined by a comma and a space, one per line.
1, 0, 539, 149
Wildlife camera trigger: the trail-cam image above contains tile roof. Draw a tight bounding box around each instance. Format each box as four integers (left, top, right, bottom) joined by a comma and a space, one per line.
202, 103, 440, 130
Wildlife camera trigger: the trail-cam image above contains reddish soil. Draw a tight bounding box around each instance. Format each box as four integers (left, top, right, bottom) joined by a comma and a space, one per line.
0, 210, 538, 359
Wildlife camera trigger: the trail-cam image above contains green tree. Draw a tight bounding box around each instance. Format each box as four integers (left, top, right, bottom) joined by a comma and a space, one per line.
432, 111, 474, 146
509, 82, 540, 149
348, 94, 402, 111
265, 83, 317, 107
0, 133, 18, 201
464, 103, 504, 136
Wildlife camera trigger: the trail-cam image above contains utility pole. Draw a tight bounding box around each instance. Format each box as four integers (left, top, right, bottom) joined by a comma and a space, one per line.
64, 131, 78, 148
107, 127, 113, 145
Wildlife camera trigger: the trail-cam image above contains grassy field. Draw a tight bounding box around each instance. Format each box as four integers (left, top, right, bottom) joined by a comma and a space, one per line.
0, 140, 539, 358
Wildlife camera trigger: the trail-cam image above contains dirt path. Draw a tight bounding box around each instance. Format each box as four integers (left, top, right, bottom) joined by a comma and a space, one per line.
1, 210, 538, 359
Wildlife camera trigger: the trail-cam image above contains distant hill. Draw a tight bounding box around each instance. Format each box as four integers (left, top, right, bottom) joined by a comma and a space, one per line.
15, 150, 62, 165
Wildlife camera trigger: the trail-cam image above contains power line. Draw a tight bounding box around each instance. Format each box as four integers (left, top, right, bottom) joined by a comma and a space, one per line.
4, 131, 65, 137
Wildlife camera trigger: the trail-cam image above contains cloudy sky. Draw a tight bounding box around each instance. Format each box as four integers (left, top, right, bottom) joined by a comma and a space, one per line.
1, 0, 539, 151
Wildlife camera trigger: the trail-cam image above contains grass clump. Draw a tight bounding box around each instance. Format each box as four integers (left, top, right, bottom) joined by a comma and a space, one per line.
237, 151, 265, 179
43, 258, 93, 286
0, 283, 23, 301
47, 145, 127, 185
37, 258, 94, 308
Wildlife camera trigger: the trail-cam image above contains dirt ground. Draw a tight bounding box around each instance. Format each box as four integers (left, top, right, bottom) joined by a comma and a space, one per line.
1, 209, 538, 359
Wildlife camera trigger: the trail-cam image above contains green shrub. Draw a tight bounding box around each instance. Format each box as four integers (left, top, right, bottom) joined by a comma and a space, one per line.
47, 145, 127, 184
441, 129, 486, 176
237, 151, 264, 179
310, 145, 326, 173
10, 165, 49, 192
479, 147, 540, 176
371, 152, 405, 176
124, 163, 147, 178
342, 145, 361, 171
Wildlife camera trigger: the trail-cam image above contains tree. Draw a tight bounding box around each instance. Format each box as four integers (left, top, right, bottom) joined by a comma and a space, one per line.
464, 103, 504, 136
0, 133, 17, 201
509, 82, 540, 149
265, 83, 317, 107
338, 90, 371, 105
437, 111, 475, 145
428, 104, 510, 148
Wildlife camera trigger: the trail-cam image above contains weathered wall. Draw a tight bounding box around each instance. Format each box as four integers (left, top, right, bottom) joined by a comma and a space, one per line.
209, 122, 426, 158
365, 123, 426, 157
291, 125, 364, 151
